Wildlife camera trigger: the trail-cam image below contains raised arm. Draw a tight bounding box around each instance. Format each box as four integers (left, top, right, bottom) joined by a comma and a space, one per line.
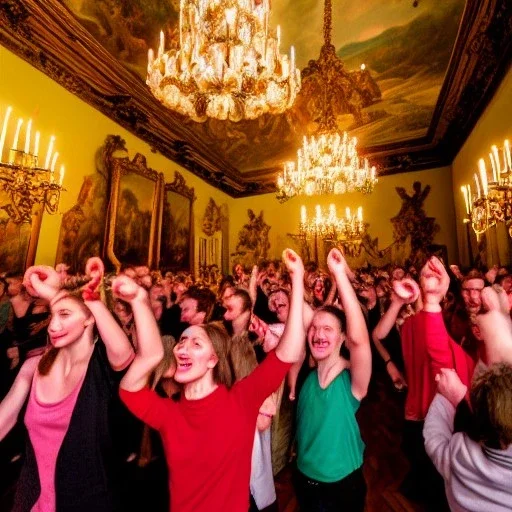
0, 356, 40, 441
327, 248, 371, 400
82, 258, 134, 371
23, 265, 61, 302
275, 249, 305, 363
118, 276, 165, 391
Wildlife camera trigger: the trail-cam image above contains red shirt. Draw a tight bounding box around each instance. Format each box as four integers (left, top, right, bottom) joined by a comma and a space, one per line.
401, 311, 475, 421
119, 350, 291, 512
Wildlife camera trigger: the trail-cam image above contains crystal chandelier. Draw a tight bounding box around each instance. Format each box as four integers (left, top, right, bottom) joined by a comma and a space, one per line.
299, 204, 366, 243
0, 106, 65, 224
461, 139, 512, 239
276, 0, 377, 202
147, 0, 301, 122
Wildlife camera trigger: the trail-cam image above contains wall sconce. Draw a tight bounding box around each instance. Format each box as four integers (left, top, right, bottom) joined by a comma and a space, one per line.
0, 106, 65, 224
461, 139, 512, 240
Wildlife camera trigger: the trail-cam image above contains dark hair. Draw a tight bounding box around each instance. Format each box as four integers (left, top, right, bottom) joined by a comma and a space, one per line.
315, 305, 346, 333
182, 286, 216, 317
470, 363, 512, 449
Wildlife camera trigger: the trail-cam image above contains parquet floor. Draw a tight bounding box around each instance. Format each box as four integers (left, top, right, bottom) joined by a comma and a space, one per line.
274, 370, 431, 512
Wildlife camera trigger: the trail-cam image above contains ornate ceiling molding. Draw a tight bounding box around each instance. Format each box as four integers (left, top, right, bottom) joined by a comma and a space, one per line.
0, 0, 510, 197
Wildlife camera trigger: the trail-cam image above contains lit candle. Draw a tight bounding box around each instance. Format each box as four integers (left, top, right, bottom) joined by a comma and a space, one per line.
0, 105, 12, 161
504, 140, 511, 172
345, 207, 351, 220
44, 135, 55, 169
461, 185, 469, 215
474, 173, 481, 199
489, 151, 498, 183
290, 46, 295, 72
276, 25, 281, 50
491, 145, 501, 177
33, 131, 40, 158
478, 159, 488, 196
315, 205, 322, 223
301, 205, 306, 224
12, 118, 23, 150
158, 30, 165, 57
361, 63, 366, 71
467, 184, 472, 211
24, 119, 32, 154
59, 164, 65, 186
357, 206, 363, 222
50, 151, 59, 173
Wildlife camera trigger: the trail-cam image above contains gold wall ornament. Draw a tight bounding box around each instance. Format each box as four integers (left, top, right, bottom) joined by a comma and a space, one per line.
461, 139, 512, 240
276, 0, 379, 201
0, 107, 65, 223
147, 0, 301, 122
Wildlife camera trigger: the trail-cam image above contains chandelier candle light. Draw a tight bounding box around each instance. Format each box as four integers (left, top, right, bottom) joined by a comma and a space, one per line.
461, 139, 512, 239
0, 106, 65, 224
299, 203, 366, 243
276, 0, 377, 201
147, 0, 301, 122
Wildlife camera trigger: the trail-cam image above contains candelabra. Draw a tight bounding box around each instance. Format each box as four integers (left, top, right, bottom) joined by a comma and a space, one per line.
461, 139, 512, 239
299, 204, 367, 258
0, 107, 65, 224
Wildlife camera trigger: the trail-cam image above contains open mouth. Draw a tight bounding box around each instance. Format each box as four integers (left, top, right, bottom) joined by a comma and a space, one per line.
176, 361, 192, 371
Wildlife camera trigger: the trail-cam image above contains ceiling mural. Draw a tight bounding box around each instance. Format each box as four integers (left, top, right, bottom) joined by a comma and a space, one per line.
63, 0, 465, 172
1, 0, 510, 196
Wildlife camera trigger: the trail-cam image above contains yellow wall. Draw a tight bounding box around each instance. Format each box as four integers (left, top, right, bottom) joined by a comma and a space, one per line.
1, 46, 461, 273
452, 67, 512, 267
0, 47, 231, 271
230, 165, 458, 266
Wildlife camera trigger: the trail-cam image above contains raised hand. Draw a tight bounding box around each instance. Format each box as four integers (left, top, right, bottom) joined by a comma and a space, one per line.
475, 286, 512, 365
23, 265, 61, 301
392, 278, 420, 304
82, 257, 105, 301
326, 248, 348, 276
435, 368, 467, 407
420, 256, 449, 309
282, 249, 303, 279
112, 275, 147, 304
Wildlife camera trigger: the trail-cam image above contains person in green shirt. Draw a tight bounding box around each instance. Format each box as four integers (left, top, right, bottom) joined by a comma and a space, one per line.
294, 248, 372, 512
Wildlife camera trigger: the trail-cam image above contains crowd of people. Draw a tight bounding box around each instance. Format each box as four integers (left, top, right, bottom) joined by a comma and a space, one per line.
0, 250, 511, 512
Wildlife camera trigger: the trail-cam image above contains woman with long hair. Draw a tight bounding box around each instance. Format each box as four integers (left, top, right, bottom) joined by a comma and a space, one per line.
0, 258, 134, 512
119, 249, 306, 512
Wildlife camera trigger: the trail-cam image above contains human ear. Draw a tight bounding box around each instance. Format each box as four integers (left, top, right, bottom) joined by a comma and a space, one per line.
207, 354, 219, 369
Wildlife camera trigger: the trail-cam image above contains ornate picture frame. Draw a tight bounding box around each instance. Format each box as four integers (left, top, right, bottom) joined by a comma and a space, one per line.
106, 150, 163, 271
159, 172, 195, 272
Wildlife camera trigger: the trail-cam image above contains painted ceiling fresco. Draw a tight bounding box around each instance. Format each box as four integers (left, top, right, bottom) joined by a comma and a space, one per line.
63, 0, 466, 173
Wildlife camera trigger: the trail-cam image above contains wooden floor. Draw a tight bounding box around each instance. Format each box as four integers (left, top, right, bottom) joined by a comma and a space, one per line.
274, 371, 431, 512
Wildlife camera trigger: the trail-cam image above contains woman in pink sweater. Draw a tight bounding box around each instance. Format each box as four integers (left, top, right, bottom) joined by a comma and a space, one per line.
119, 249, 306, 512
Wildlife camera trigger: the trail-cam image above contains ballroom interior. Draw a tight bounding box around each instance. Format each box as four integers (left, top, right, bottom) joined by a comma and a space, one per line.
0, 0, 511, 511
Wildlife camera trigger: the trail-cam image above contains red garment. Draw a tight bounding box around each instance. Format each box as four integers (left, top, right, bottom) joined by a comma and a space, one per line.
119, 350, 291, 512
401, 311, 475, 421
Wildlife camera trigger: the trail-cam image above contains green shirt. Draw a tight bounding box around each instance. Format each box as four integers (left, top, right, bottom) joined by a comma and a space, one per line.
296, 368, 365, 482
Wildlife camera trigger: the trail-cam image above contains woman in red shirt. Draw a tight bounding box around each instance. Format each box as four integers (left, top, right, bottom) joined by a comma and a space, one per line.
119, 249, 306, 512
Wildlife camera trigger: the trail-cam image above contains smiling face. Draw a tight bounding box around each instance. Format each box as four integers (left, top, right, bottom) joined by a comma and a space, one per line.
269, 290, 289, 323
461, 278, 485, 315
48, 295, 94, 348
308, 310, 344, 362
172, 325, 218, 384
